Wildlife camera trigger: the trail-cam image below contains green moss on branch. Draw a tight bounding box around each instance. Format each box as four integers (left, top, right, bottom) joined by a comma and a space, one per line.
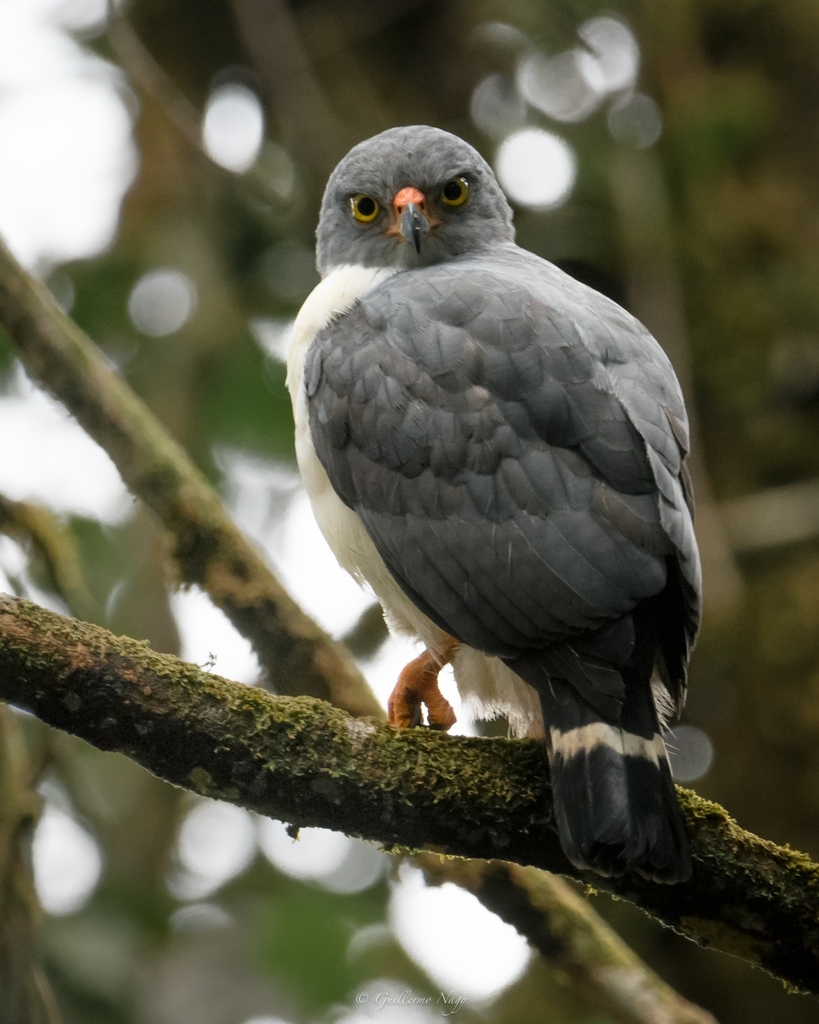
2, 594, 819, 995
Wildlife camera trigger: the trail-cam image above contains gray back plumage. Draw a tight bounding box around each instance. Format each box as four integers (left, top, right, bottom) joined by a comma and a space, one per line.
306, 246, 701, 716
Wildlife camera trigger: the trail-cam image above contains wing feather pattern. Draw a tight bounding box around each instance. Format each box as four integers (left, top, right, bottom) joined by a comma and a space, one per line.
306, 248, 700, 716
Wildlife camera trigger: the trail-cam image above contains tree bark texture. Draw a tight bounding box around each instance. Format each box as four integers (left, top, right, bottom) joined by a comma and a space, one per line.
1, 594, 818, 997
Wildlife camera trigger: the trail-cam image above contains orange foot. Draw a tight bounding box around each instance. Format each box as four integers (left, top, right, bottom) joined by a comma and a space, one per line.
387, 639, 460, 731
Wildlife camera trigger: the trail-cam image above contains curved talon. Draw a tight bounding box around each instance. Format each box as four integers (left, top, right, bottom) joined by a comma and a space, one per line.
387, 641, 459, 731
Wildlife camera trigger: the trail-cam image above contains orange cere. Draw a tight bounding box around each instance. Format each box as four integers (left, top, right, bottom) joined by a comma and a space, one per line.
392, 186, 426, 213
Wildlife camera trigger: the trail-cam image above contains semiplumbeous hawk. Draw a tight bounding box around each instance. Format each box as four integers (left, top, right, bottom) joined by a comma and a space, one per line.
286, 125, 702, 883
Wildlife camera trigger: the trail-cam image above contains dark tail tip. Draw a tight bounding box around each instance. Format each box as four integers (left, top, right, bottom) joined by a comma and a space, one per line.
550, 741, 692, 884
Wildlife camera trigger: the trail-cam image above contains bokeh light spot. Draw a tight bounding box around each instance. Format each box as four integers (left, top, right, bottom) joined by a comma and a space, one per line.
241, 1017, 296, 1024
470, 73, 527, 140
608, 92, 663, 149
666, 724, 714, 782
471, 21, 530, 55
258, 820, 350, 880
218, 465, 371, 638
0, 534, 27, 580
347, 923, 392, 961
172, 800, 257, 900
171, 584, 261, 685
257, 140, 297, 200
516, 50, 601, 123
578, 16, 640, 93
0, 1, 137, 268
258, 818, 387, 893
127, 268, 197, 337
0, 77, 137, 268
495, 129, 576, 211
0, 362, 131, 524
169, 902, 234, 932
389, 866, 531, 1002
38, 0, 110, 33
202, 82, 265, 174
250, 317, 295, 363
321, 839, 388, 894
33, 803, 103, 915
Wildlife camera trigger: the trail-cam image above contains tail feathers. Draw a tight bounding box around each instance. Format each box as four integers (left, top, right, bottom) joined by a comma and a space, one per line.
542, 681, 691, 883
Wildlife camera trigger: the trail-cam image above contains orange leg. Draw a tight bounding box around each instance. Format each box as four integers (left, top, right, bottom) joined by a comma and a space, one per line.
387, 639, 460, 731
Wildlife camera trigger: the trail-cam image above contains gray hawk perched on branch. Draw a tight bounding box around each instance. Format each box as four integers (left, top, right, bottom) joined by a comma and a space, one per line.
286, 125, 702, 883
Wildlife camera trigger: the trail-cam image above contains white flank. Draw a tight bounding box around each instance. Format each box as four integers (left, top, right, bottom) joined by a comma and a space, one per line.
455, 645, 544, 738
286, 263, 398, 395
286, 265, 449, 650
550, 722, 667, 765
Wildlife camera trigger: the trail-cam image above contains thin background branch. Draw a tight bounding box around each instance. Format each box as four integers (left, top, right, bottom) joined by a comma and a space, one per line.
106, 4, 296, 212
0, 231, 380, 718
229, 0, 352, 181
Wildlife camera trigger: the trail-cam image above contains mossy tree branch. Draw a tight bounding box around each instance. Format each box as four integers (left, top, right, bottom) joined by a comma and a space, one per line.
0, 232, 379, 718
2, 594, 819, 997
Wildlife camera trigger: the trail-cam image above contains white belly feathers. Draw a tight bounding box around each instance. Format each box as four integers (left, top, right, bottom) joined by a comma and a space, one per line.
286, 264, 542, 737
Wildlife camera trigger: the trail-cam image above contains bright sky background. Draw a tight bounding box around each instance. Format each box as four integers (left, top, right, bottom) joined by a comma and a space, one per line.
0, 0, 136, 270
0, 3, 688, 1011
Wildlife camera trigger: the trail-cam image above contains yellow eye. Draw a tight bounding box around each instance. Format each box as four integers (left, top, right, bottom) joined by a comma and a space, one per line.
441, 177, 470, 206
351, 194, 379, 222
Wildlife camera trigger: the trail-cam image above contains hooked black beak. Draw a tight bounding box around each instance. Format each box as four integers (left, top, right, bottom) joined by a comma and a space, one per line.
399, 202, 430, 255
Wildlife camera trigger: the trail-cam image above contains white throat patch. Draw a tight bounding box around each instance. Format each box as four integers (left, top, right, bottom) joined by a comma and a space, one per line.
286, 263, 398, 399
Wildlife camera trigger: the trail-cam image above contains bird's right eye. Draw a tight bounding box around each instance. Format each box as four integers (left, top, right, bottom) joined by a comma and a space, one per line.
351, 194, 379, 222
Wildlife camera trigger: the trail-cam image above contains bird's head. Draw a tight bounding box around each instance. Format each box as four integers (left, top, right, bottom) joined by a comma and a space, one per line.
315, 125, 515, 277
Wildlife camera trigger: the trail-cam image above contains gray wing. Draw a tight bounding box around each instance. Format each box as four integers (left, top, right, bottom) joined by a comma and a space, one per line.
306, 247, 701, 710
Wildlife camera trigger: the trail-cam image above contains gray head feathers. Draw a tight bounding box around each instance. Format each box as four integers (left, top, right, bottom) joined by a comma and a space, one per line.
316, 125, 515, 277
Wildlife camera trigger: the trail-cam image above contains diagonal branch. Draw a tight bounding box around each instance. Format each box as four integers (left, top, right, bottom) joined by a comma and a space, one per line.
2, 593, 819, 998
420, 857, 718, 1024
105, 5, 294, 211
0, 492, 95, 622
229, 0, 351, 180
0, 232, 379, 718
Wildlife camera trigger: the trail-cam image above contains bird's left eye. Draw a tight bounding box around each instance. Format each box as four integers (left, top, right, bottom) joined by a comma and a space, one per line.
441, 177, 469, 206
351, 194, 380, 222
